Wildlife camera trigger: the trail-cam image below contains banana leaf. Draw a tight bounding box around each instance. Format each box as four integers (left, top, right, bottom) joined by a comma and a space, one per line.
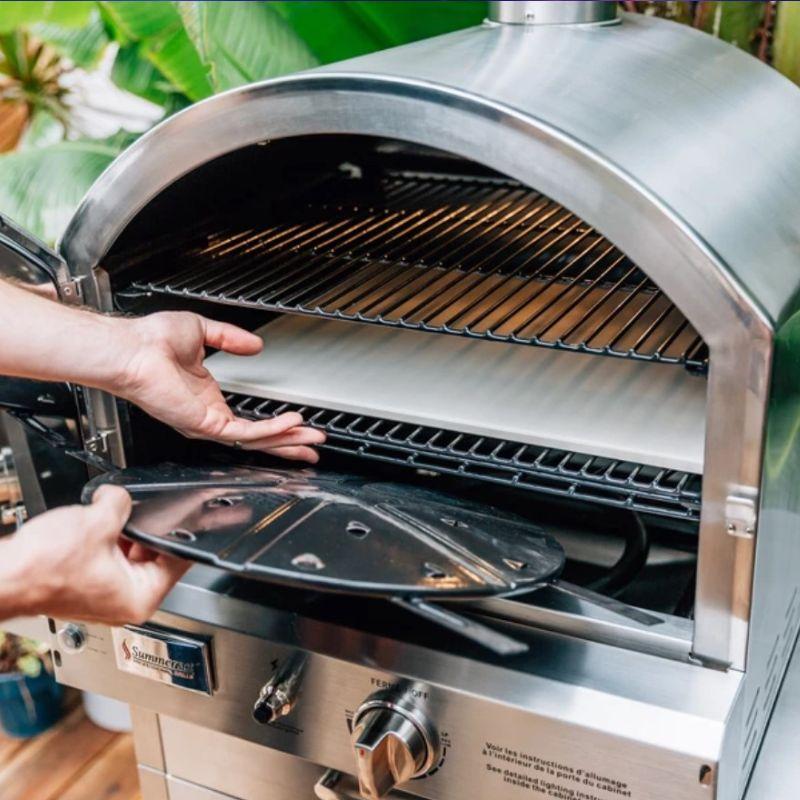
32, 14, 110, 69
112, 41, 178, 107
177, 1, 317, 92
774, 1, 800, 85
0, 1, 94, 32
0, 131, 136, 244
99, 1, 213, 101
270, 0, 486, 63
694, 1, 765, 55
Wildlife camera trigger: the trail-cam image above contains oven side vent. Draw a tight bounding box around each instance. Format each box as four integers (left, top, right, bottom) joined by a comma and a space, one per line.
225, 393, 702, 522
116, 171, 709, 375
741, 588, 800, 786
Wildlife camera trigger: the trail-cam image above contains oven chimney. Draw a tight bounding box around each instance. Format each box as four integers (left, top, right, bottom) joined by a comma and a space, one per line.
488, 1, 618, 26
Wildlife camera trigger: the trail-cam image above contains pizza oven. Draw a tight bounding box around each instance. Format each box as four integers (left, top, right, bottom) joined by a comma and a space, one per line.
2, 3, 800, 799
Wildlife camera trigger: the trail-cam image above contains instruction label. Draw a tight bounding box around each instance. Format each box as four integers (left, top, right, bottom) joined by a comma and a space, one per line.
482, 741, 632, 799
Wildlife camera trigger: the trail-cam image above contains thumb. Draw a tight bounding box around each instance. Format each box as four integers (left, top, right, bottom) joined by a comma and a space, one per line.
202, 317, 263, 355
87, 484, 132, 541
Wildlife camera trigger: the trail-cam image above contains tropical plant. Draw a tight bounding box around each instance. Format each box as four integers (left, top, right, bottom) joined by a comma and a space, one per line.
0, 0, 798, 245
0, 1, 487, 244
0, 631, 52, 678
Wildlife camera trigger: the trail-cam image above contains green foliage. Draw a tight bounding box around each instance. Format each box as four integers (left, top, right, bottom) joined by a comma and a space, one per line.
111, 41, 177, 106
32, 14, 110, 69
0, 2, 95, 32
1, 0, 799, 247
270, 1, 486, 63
774, 1, 800, 85
0, 631, 50, 677
695, 1, 765, 55
99, 1, 213, 101
19, 109, 64, 149
0, 132, 135, 244
177, 1, 317, 92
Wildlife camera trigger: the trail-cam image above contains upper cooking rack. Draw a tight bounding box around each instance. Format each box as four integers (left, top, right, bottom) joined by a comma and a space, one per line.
226, 393, 702, 521
117, 170, 708, 373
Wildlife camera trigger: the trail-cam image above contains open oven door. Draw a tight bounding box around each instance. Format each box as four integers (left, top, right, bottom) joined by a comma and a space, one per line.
0, 213, 74, 300
0, 214, 89, 520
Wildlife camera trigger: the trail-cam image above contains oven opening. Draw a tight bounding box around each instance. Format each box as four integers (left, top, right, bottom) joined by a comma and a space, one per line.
104, 133, 706, 644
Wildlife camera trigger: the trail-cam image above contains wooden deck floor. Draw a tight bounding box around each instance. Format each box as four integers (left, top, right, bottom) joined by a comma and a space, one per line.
0, 696, 140, 800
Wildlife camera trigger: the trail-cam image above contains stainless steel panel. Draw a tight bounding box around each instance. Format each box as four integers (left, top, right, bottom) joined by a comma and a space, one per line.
166, 779, 239, 800
52, 577, 744, 800
139, 766, 170, 800
736, 314, 800, 793
488, 1, 618, 26
208, 316, 707, 473
746, 638, 800, 799
130, 706, 165, 771
160, 716, 320, 800
470, 588, 693, 662
57, 14, 780, 665
1, 615, 50, 640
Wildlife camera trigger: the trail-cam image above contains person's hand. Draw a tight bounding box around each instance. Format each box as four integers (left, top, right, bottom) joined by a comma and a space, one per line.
1, 485, 188, 625
113, 312, 325, 462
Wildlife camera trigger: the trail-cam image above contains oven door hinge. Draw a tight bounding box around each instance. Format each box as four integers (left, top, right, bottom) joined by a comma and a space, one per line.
10, 412, 115, 473
726, 488, 758, 539
58, 275, 85, 304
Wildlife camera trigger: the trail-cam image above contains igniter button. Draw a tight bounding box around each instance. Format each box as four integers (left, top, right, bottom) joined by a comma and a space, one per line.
252, 653, 306, 725
253, 685, 294, 724
58, 623, 87, 653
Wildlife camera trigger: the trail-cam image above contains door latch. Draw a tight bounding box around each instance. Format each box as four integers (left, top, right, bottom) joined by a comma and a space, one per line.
725, 488, 758, 539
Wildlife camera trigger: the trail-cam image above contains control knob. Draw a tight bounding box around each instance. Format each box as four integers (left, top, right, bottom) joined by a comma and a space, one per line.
58, 623, 86, 653
351, 689, 439, 799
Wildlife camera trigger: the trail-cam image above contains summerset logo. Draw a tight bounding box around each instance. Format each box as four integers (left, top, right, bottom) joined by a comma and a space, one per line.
119, 638, 197, 681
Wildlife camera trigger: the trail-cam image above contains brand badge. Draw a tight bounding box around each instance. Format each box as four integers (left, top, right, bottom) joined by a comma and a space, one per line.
112, 625, 213, 695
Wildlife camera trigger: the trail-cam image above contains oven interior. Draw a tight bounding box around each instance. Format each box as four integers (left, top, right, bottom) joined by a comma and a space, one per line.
100, 135, 707, 629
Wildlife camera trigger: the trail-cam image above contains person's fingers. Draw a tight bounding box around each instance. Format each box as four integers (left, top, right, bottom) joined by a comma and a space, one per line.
264, 445, 320, 463
127, 554, 191, 621
240, 426, 326, 451
202, 318, 263, 355
215, 412, 304, 444
127, 541, 157, 563
87, 485, 132, 540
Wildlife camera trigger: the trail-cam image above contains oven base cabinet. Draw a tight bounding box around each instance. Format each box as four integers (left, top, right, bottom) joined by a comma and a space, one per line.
50, 577, 747, 800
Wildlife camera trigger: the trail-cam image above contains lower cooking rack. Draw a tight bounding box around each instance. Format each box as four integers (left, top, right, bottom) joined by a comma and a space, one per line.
225, 393, 702, 522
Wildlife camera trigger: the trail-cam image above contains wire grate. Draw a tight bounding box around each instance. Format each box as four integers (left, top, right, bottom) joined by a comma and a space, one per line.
119, 171, 708, 372
226, 393, 702, 521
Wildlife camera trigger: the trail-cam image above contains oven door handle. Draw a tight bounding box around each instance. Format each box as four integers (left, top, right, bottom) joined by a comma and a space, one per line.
315, 769, 418, 800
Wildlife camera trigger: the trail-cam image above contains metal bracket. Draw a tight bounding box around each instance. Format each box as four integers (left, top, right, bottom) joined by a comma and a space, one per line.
58, 276, 84, 304
315, 769, 417, 800
9, 411, 114, 473
85, 428, 114, 456
725, 488, 758, 539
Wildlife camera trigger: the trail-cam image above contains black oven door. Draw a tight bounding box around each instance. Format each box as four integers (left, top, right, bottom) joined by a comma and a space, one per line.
0, 212, 72, 299
0, 213, 89, 519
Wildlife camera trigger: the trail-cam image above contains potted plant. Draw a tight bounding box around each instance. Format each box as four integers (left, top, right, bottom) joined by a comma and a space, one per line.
0, 631, 63, 738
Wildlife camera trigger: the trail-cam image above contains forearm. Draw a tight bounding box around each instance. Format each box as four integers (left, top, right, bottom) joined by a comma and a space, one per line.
0, 280, 133, 391
0, 535, 45, 621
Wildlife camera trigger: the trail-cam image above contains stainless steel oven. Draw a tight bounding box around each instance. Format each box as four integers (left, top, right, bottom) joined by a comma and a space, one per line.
3, 3, 800, 799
